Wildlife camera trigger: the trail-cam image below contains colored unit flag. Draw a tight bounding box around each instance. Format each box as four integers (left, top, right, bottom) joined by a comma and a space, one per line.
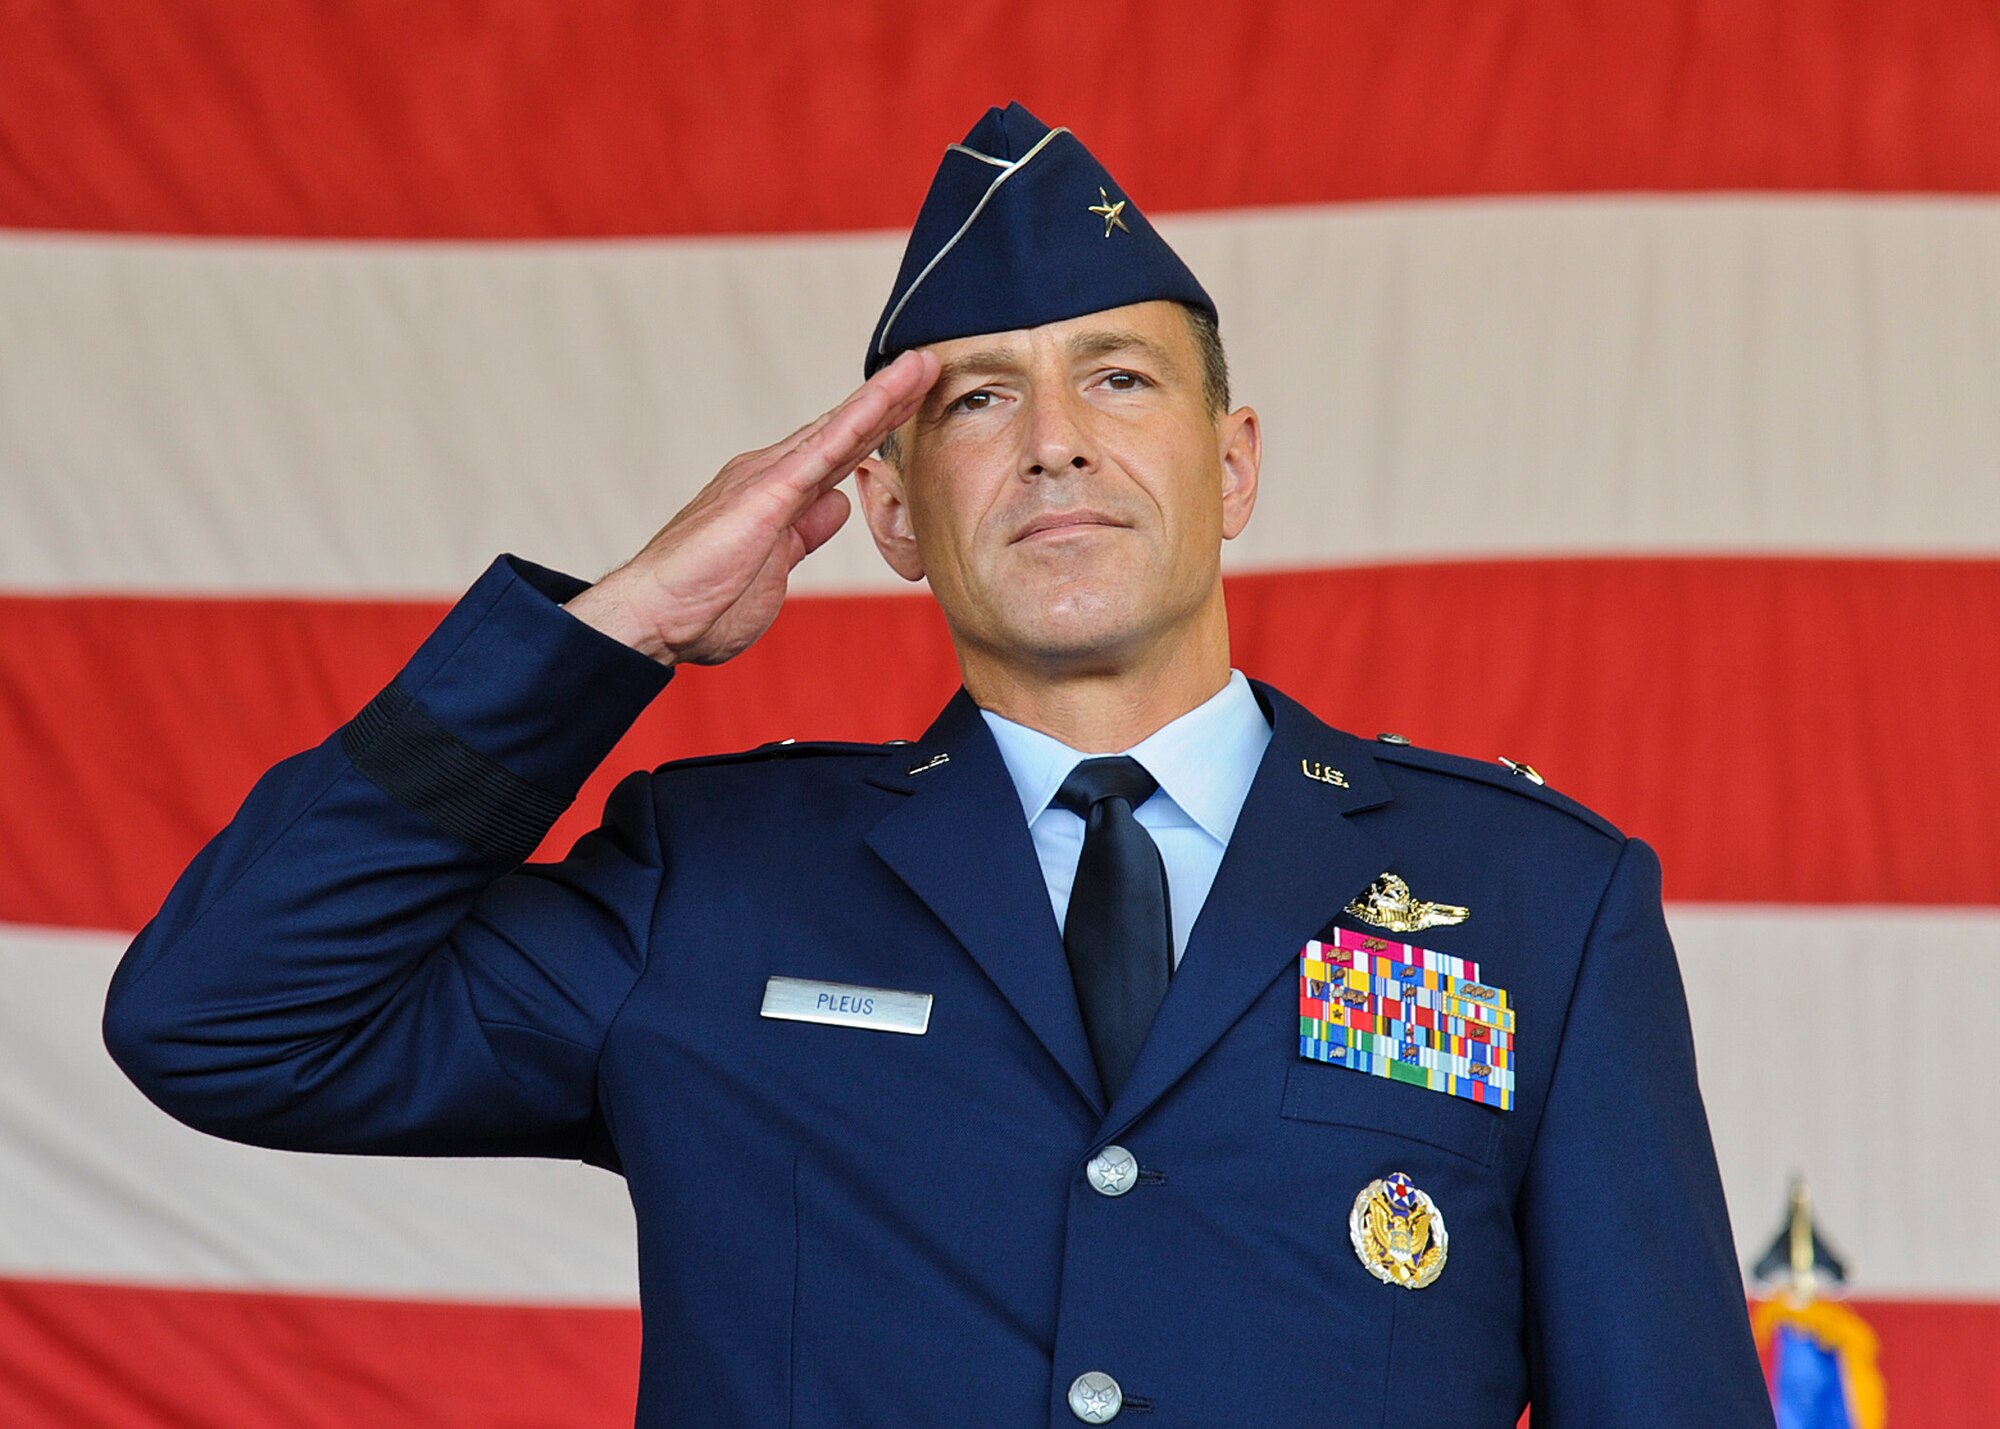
1754, 1299, 1887, 1429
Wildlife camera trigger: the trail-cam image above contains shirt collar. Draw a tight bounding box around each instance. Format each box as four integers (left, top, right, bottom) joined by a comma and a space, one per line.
978, 669, 1273, 843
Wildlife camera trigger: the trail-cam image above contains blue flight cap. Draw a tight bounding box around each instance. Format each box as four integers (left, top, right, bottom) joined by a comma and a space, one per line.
865, 102, 1217, 376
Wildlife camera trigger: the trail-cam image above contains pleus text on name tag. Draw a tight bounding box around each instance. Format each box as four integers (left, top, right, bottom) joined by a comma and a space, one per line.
760, 975, 933, 1035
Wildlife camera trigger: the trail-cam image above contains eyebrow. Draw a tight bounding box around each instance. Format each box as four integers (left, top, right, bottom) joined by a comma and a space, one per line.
929, 329, 1184, 397
1063, 328, 1183, 376
932, 348, 1025, 393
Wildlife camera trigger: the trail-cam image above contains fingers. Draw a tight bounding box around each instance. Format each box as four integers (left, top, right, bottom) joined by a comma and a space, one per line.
767, 406, 840, 464
719, 350, 935, 546
783, 349, 939, 492
788, 487, 851, 568
874, 346, 942, 403
756, 350, 928, 469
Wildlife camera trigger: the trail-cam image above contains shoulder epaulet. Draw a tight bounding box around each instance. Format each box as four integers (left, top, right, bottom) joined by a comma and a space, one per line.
1366, 732, 1623, 842
655, 738, 909, 772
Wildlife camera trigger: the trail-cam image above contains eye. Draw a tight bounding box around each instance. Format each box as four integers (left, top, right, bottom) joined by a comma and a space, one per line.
1100, 370, 1151, 392
946, 388, 996, 414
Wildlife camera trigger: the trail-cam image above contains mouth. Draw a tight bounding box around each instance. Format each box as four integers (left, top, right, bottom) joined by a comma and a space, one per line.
1010, 510, 1128, 544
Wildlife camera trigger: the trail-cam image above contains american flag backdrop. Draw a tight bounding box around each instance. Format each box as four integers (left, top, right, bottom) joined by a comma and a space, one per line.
3, 3, 1998, 1423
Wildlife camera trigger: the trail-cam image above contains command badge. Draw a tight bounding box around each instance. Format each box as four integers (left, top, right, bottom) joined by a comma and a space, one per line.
1349, 1172, 1448, 1289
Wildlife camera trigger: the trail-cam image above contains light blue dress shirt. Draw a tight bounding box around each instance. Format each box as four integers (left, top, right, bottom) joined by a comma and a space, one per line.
979, 669, 1274, 967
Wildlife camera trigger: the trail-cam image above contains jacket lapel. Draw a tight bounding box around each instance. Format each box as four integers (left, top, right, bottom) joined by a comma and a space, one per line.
864, 691, 1106, 1114
1100, 682, 1394, 1140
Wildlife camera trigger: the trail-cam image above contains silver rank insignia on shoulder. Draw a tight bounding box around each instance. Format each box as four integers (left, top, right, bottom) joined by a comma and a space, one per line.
1350, 1172, 1448, 1289
1346, 872, 1470, 933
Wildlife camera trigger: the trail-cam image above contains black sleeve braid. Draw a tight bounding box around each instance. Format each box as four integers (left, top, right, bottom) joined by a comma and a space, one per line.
339, 682, 571, 863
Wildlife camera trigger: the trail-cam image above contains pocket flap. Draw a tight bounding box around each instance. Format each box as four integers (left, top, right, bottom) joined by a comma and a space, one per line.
1281, 1059, 1504, 1167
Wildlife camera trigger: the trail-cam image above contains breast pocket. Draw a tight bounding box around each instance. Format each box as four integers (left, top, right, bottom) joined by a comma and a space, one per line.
1280, 1060, 1504, 1168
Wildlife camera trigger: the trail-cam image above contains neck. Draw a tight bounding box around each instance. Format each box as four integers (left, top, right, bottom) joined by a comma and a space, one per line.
959, 592, 1233, 752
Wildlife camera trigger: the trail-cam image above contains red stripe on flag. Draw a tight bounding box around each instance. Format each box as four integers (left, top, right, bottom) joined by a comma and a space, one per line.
0, 1278, 1991, 1427
4, 2, 2000, 237
1822, 1299, 2000, 1427
3, 557, 1997, 934
0, 586, 961, 934
0, 1278, 638, 1429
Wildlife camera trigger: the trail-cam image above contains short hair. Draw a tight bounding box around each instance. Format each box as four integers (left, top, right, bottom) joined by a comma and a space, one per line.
1182, 302, 1231, 416
877, 302, 1229, 464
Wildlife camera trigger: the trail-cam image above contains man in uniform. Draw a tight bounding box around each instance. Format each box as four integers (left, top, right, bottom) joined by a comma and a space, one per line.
105, 104, 1774, 1426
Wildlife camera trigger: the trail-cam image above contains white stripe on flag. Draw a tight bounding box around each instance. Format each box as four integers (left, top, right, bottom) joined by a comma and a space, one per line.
6, 910, 1999, 1299
1674, 904, 2000, 1297
0, 924, 637, 1302
4, 195, 1998, 596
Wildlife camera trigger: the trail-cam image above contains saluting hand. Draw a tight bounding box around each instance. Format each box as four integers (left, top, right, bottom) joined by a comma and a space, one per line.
565, 349, 939, 666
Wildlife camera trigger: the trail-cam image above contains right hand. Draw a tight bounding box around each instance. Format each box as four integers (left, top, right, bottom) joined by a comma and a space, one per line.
565, 349, 939, 666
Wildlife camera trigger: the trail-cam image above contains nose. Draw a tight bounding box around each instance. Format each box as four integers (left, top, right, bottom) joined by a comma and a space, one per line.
1020, 388, 1096, 479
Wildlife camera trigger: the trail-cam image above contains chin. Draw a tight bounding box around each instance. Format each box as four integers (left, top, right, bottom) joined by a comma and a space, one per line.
996, 592, 1154, 670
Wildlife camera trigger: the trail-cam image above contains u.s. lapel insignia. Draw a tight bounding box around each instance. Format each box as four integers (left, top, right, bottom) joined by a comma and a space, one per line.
1346, 872, 1469, 933
1300, 758, 1349, 788
1350, 1172, 1448, 1289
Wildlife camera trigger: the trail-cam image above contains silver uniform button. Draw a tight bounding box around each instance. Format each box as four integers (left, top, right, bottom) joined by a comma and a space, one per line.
1376, 731, 1412, 745
1086, 1144, 1138, 1197
1068, 1371, 1123, 1422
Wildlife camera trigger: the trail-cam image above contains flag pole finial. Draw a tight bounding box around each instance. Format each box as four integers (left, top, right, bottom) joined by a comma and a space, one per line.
1786, 1175, 1817, 1304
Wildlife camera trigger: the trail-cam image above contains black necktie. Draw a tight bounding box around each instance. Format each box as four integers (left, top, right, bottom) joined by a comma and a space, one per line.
1056, 756, 1172, 1104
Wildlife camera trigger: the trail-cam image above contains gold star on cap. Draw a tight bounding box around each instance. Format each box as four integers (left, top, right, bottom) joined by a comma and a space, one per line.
1088, 186, 1130, 238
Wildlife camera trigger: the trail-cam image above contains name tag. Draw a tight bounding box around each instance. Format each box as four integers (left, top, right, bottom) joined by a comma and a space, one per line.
760, 976, 933, 1036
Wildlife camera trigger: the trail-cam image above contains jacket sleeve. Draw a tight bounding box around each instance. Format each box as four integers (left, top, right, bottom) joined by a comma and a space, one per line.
102, 554, 674, 1164
1519, 836, 1776, 1427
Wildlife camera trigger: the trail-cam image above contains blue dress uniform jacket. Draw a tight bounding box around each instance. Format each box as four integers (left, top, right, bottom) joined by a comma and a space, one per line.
104, 555, 1775, 1428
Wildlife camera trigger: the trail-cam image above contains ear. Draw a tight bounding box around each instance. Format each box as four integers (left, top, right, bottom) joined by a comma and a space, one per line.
1217, 405, 1262, 540
853, 453, 927, 582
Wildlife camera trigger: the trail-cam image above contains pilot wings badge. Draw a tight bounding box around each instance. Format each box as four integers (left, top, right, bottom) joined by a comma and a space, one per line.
1349, 1172, 1448, 1289
1345, 872, 1469, 933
